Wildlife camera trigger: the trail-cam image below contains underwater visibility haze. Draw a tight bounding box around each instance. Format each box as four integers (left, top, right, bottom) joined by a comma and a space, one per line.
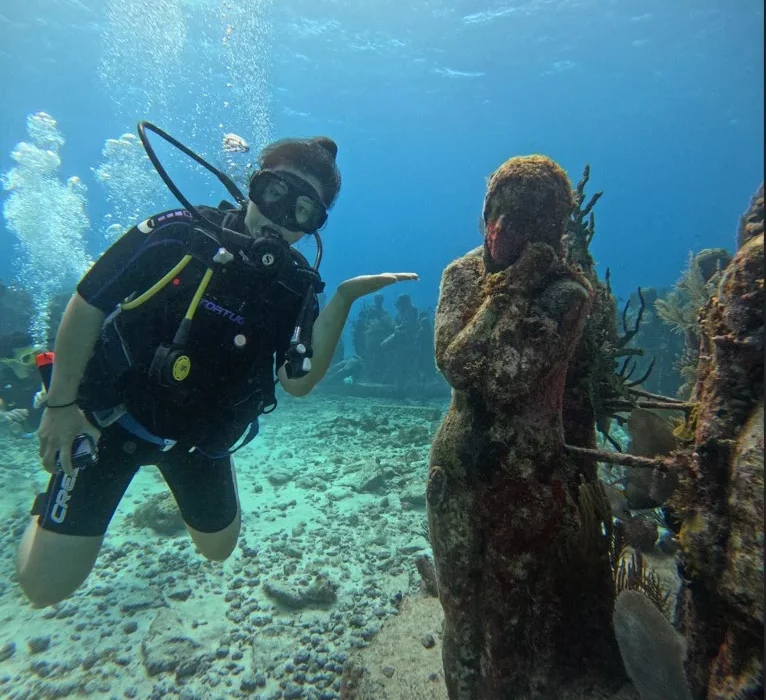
0, 1, 762, 699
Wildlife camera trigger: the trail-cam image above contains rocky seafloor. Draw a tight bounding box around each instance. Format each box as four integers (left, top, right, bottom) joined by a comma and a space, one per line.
0, 393, 447, 700
0, 392, 680, 700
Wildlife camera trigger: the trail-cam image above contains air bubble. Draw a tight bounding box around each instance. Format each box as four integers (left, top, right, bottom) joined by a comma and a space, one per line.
1, 113, 92, 343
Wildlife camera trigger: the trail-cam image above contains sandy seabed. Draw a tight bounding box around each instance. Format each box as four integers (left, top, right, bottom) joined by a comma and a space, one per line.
0, 392, 678, 700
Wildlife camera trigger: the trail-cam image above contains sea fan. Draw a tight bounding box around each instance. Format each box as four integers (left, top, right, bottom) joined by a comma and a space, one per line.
654, 253, 713, 335
614, 548, 671, 619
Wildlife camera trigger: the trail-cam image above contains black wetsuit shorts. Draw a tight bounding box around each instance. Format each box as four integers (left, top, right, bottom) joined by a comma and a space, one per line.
31, 421, 239, 537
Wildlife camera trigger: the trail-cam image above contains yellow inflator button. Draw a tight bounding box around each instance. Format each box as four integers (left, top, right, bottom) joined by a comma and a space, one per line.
172, 355, 191, 381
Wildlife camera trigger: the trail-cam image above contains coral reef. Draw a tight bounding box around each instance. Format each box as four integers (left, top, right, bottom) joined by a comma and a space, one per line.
669, 184, 764, 699
559, 167, 722, 584
558, 168, 681, 560
0, 319, 62, 434
427, 155, 624, 699
568, 184, 763, 699
612, 534, 671, 619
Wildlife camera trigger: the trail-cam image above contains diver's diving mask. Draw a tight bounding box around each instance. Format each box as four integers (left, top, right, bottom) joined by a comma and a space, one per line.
248, 170, 328, 233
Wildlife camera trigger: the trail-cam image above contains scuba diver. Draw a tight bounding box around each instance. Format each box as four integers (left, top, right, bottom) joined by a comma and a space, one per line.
0, 332, 45, 436
16, 125, 417, 607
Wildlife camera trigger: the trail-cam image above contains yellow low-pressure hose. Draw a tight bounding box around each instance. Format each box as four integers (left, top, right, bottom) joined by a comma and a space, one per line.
185, 268, 214, 321
120, 255, 193, 310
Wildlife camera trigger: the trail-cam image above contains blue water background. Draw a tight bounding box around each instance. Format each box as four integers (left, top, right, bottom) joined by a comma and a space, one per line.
0, 0, 762, 313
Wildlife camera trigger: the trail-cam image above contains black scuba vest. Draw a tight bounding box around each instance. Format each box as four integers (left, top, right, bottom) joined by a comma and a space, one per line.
79, 205, 318, 443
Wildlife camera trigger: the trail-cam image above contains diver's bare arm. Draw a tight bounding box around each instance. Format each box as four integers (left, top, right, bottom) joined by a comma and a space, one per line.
46, 293, 105, 405
278, 291, 352, 397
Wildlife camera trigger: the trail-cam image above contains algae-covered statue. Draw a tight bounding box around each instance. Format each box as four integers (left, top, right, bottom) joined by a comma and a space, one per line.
670, 183, 764, 699
609, 184, 764, 700
428, 156, 623, 699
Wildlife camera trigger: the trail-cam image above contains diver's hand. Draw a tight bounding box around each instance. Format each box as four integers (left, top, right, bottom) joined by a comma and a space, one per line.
337, 273, 419, 304
38, 405, 100, 476
33, 389, 48, 409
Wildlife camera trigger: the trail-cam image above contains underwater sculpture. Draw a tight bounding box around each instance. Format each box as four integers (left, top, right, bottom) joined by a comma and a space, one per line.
329, 292, 444, 396
604, 184, 763, 700
668, 183, 764, 699
427, 155, 624, 699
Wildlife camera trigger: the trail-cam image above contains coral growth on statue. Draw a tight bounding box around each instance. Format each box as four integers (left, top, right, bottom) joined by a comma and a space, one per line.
670, 183, 764, 699
609, 183, 763, 700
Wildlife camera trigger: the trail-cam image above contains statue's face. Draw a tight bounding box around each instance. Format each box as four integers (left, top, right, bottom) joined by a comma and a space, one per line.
480, 155, 573, 272
483, 214, 515, 270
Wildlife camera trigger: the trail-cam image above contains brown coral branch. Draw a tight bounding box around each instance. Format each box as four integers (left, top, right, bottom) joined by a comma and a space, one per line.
581, 192, 603, 222
586, 212, 597, 245
604, 400, 692, 412
612, 347, 645, 359
563, 443, 672, 471
618, 288, 646, 348
624, 357, 656, 388
629, 389, 688, 405
636, 400, 691, 412
574, 164, 591, 204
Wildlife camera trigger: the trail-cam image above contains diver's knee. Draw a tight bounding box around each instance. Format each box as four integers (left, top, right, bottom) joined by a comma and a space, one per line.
188, 514, 240, 562
16, 519, 101, 608
17, 570, 75, 609
201, 544, 237, 562
196, 535, 238, 562
17, 550, 93, 608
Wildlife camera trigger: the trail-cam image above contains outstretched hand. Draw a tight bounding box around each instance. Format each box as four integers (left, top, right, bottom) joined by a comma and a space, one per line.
337, 273, 418, 304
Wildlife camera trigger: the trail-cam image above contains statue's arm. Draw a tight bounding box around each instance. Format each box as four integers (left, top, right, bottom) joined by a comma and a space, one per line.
484, 276, 592, 401
434, 255, 495, 390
